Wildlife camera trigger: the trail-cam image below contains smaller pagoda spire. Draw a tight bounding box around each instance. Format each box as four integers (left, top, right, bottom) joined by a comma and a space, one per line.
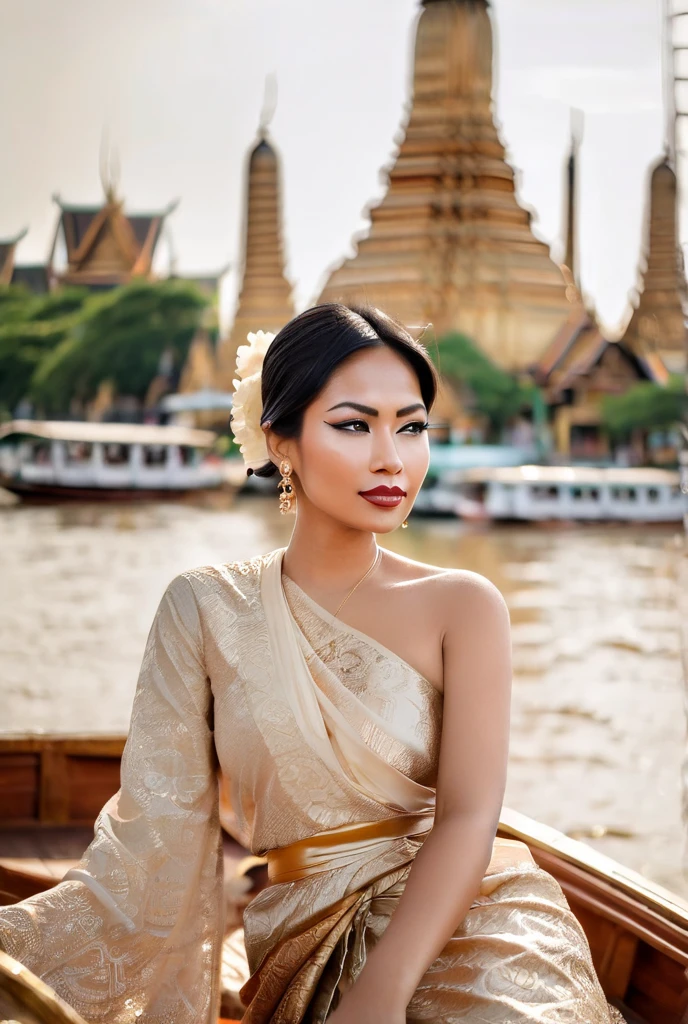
218, 121, 294, 390
562, 110, 583, 295
621, 155, 687, 374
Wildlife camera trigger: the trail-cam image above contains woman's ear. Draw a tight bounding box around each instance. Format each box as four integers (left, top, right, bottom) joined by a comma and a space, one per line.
262, 424, 293, 470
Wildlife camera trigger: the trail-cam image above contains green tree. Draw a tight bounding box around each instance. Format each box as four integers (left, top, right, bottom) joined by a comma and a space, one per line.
601, 374, 686, 440
31, 279, 208, 415
0, 286, 88, 418
432, 331, 537, 438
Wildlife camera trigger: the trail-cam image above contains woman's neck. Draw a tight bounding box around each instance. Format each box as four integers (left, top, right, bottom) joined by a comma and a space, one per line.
282, 519, 379, 598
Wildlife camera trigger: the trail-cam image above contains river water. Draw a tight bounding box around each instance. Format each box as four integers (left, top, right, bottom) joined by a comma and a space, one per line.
1, 492, 685, 897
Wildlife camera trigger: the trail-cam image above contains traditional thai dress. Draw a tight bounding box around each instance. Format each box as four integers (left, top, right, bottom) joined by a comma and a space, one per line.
0, 549, 624, 1023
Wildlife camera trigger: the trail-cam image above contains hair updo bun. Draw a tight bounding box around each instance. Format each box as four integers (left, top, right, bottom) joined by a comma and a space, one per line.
251, 302, 438, 478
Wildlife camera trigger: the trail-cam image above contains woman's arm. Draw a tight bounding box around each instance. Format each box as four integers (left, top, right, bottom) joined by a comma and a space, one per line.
0, 573, 224, 1024
329, 571, 512, 1022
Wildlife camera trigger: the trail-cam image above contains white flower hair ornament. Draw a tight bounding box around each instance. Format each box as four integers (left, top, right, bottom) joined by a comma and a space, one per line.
230, 330, 276, 472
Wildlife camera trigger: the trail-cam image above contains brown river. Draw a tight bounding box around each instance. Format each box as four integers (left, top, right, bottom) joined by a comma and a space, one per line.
1, 492, 685, 897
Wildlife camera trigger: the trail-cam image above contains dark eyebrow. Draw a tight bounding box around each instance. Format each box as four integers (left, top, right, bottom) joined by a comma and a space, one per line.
327, 401, 426, 417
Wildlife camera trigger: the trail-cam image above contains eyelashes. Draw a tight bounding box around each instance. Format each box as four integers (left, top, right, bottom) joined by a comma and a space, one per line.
326, 419, 429, 435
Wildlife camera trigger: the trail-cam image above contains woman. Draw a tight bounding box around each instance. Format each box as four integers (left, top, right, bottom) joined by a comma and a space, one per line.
0, 304, 623, 1023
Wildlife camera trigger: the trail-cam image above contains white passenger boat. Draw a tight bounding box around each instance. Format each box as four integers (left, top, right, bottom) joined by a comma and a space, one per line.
415, 465, 685, 523
0, 420, 224, 500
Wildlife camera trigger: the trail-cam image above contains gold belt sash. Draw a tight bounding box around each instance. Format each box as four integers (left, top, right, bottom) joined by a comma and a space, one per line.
266, 812, 435, 884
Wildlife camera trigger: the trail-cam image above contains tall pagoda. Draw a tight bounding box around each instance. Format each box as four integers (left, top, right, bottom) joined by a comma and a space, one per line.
620, 155, 687, 375
318, 0, 571, 371
49, 185, 177, 291
217, 134, 294, 389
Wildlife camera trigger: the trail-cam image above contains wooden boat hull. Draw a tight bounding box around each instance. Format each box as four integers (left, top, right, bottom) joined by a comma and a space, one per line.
0, 476, 223, 502
1, 735, 686, 1022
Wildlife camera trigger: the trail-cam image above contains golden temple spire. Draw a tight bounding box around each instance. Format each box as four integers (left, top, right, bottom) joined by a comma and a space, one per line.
318, 0, 571, 371
218, 126, 294, 390
621, 155, 687, 375
562, 111, 583, 296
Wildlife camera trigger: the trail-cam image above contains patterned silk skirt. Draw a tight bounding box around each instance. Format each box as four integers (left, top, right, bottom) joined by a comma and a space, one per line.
238, 825, 625, 1024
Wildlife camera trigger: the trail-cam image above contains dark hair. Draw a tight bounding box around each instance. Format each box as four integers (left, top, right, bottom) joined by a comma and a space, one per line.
248, 302, 438, 478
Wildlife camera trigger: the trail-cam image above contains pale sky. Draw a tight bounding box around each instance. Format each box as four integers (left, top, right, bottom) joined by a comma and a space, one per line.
0, 0, 670, 335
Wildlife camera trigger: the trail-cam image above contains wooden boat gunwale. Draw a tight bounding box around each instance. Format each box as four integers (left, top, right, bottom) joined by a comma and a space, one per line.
1, 734, 687, 1022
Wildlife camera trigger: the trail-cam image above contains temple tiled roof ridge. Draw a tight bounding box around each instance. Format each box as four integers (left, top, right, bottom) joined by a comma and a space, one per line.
53, 196, 178, 217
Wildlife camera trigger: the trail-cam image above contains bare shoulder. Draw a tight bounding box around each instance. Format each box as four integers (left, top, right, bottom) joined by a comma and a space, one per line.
382, 549, 508, 629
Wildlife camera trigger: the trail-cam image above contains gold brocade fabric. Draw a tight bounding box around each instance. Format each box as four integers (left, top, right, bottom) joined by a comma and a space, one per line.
0, 549, 623, 1023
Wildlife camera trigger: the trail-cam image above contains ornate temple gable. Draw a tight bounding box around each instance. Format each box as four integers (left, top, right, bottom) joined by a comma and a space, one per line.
217, 134, 295, 390
534, 312, 664, 406
0, 229, 27, 287
50, 192, 176, 290
587, 344, 648, 394
621, 156, 687, 375
318, 0, 571, 371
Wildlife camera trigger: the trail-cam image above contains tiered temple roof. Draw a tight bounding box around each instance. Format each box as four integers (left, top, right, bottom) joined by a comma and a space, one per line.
217, 135, 294, 389
621, 156, 687, 375
49, 189, 177, 290
534, 311, 666, 400
318, 0, 571, 371
532, 310, 666, 457
530, 125, 667, 457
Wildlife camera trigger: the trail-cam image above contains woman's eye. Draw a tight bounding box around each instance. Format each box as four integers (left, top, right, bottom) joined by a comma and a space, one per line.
328, 419, 370, 433
400, 421, 429, 435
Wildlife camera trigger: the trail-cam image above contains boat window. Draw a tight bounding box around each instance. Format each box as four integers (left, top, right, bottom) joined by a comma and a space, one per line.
611, 487, 637, 502
647, 488, 660, 502
569, 487, 602, 503
531, 485, 559, 500
103, 443, 130, 466
143, 444, 167, 467
570, 486, 600, 501
179, 445, 199, 467
65, 441, 93, 463
29, 440, 51, 465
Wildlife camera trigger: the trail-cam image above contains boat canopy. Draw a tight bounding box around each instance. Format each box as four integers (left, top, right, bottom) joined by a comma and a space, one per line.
0, 420, 217, 449
160, 389, 233, 412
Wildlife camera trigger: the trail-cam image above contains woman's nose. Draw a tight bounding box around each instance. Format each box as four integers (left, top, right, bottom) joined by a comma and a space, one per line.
370, 430, 403, 474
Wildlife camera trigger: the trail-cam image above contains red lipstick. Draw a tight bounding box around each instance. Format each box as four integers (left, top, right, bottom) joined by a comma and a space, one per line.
358, 485, 407, 509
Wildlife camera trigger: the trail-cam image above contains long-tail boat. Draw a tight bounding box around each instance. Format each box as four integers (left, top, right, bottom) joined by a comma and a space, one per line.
0, 734, 686, 1023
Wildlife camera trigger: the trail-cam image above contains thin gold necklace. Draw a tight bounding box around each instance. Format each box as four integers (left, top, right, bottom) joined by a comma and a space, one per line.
333, 546, 381, 619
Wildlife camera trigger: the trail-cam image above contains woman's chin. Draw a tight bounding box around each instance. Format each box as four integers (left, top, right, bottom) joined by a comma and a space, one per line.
351, 510, 408, 534
306, 496, 409, 533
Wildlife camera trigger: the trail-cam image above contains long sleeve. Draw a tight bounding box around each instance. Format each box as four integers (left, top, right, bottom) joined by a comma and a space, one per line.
0, 573, 224, 1024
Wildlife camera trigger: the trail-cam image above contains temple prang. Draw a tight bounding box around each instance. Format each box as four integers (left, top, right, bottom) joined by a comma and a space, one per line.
217, 133, 295, 391
318, 0, 572, 372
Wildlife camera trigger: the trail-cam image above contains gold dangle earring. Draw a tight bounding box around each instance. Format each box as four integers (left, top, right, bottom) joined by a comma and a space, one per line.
278, 459, 295, 515
401, 518, 409, 529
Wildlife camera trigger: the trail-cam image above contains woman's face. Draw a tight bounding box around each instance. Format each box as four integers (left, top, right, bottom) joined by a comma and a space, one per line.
267, 345, 430, 533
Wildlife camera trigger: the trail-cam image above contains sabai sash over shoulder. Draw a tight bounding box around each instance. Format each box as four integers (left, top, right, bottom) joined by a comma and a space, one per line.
259, 547, 436, 817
